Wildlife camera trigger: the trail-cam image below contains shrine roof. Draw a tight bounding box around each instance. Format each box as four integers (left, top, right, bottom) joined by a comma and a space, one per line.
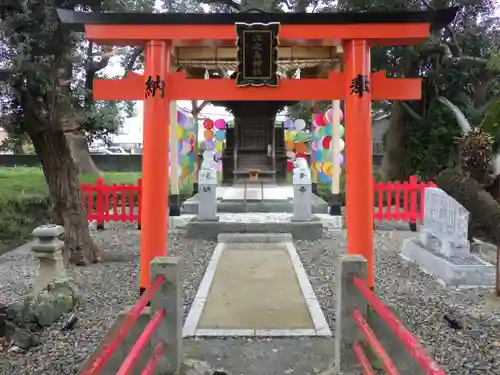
57, 8, 458, 32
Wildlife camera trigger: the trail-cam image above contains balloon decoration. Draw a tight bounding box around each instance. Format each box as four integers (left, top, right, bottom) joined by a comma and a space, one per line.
284, 119, 310, 174
311, 107, 345, 184
174, 110, 196, 181
203, 117, 227, 173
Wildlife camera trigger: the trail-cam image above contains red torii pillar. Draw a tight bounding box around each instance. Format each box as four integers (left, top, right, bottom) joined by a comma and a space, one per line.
343, 40, 374, 286
140, 41, 171, 293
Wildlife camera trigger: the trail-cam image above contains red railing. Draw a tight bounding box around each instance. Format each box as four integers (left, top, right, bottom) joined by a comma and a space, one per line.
80, 274, 166, 375
374, 175, 436, 224
80, 176, 436, 226
351, 276, 446, 375
81, 177, 142, 228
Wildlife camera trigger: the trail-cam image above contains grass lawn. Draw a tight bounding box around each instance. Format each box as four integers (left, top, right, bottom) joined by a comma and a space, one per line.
0, 167, 142, 198
0, 167, 197, 198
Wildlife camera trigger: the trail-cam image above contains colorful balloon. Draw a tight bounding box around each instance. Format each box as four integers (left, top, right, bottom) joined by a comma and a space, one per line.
313, 113, 327, 126
204, 140, 214, 151
215, 130, 226, 142
324, 124, 332, 136
203, 129, 214, 141
184, 119, 194, 131
177, 111, 188, 126
294, 119, 306, 131
294, 131, 309, 143
324, 108, 344, 124
203, 118, 214, 129
338, 124, 345, 138
338, 153, 344, 165
313, 149, 322, 162
284, 119, 295, 129
214, 119, 227, 130
214, 141, 224, 153
322, 136, 332, 149
319, 172, 331, 184
295, 142, 307, 154
339, 138, 345, 152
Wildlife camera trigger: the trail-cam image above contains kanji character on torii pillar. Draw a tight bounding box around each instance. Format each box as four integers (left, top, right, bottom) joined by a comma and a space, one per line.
57, 8, 458, 291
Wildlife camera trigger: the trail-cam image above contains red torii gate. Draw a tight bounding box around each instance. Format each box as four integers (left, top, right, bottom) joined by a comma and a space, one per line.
58, 8, 457, 292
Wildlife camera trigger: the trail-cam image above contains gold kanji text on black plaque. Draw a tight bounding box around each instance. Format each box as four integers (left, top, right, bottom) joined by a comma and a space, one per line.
235, 22, 280, 87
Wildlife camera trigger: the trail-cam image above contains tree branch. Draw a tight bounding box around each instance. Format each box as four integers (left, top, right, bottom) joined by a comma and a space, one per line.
123, 47, 143, 75
400, 101, 423, 120
282, 0, 293, 11
201, 0, 240, 11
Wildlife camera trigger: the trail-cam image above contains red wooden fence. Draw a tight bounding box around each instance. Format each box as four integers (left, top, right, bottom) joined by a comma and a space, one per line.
81, 178, 142, 229
373, 175, 436, 224
351, 275, 446, 375
81, 176, 436, 227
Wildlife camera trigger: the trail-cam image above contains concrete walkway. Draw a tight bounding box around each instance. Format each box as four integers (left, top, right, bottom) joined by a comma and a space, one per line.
183, 238, 331, 337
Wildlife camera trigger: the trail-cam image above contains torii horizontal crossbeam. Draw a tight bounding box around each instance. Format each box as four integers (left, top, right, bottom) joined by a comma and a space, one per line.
93, 71, 421, 101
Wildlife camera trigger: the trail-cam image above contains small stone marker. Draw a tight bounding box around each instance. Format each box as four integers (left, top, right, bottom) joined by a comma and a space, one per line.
292, 158, 312, 221
197, 159, 219, 221
401, 187, 494, 287
31, 224, 67, 295
420, 187, 470, 257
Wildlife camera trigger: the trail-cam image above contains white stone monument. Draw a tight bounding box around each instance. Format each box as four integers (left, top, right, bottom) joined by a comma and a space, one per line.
197, 158, 218, 221
420, 187, 470, 257
292, 158, 312, 221
401, 187, 494, 287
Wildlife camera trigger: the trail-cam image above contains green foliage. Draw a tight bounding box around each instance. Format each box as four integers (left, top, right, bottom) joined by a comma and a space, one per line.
480, 99, 500, 152
404, 107, 462, 180
0, 196, 51, 255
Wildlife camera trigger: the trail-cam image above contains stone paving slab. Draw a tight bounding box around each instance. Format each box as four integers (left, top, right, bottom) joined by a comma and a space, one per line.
224, 242, 287, 251
198, 249, 314, 330
183, 337, 336, 375
183, 242, 331, 338
185, 220, 323, 241
222, 186, 293, 201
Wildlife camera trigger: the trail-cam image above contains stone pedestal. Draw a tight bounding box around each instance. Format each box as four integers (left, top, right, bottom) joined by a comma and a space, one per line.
31, 225, 66, 295
400, 187, 494, 287
197, 163, 219, 222
420, 228, 470, 258
292, 158, 312, 221
401, 238, 494, 287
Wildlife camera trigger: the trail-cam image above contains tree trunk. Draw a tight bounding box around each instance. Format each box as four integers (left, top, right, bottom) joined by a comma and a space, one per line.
436, 168, 500, 294
65, 129, 102, 175
29, 128, 101, 265
382, 101, 406, 180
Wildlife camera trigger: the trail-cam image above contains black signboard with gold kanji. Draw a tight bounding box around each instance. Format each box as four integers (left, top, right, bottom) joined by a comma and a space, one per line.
235, 22, 280, 87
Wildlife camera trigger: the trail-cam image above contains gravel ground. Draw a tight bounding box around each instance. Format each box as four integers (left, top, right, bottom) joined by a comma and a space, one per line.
0, 222, 216, 375
294, 223, 500, 375
2, 216, 500, 374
